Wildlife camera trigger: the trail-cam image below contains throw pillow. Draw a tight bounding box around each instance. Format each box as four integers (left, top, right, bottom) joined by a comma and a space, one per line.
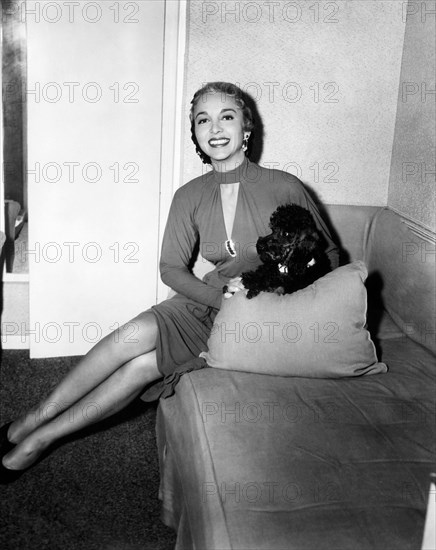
200, 261, 387, 377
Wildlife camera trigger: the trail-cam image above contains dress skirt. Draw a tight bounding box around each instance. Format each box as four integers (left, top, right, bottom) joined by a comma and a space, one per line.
139, 293, 219, 401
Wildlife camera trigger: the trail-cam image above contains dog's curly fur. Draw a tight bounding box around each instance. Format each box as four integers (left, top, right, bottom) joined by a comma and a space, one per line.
241, 204, 331, 299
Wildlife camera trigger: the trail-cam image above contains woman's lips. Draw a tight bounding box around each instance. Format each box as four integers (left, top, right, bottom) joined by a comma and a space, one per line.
208, 138, 230, 147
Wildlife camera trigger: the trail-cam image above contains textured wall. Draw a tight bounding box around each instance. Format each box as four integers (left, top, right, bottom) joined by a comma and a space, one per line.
388, 1, 436, 231
182, 0, 406, 206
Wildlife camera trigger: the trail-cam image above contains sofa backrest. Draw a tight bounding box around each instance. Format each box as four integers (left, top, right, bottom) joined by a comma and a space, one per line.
322, 205, 380, 263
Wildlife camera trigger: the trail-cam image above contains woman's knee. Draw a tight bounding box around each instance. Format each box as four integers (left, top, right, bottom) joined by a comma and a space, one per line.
109, 312, 159, 358
118, 350, 161, 387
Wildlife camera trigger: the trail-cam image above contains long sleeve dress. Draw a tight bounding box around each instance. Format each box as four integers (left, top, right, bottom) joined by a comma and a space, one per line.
140, 158, 339, 398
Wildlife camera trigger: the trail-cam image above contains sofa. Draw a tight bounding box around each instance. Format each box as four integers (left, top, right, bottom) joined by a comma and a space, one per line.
155, 205, 436, 550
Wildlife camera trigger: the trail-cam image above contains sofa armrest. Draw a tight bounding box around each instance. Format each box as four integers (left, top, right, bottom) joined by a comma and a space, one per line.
367, 208, 436, 356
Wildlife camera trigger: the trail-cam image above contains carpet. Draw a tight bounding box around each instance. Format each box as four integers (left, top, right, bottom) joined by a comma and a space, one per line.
0, 350, 177, 550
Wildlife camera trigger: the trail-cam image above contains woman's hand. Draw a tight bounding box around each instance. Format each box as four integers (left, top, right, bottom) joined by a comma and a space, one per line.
223, 277, 245, 299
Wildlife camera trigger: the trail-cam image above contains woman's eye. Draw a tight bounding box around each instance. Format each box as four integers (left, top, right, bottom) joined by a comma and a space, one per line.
222, 115, 234, 121
197, 118, 208, 125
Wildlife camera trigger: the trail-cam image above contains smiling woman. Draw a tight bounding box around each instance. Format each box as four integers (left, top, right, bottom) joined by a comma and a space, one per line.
143, 81, 340, 397
1, 81, 339, 483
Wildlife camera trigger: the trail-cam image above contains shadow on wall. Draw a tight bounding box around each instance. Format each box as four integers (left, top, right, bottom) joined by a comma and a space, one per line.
302, 185, 350, 266
243, 89, 264, 164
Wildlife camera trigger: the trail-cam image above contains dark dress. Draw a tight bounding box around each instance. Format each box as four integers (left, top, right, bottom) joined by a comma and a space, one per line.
140, 158, 339, 400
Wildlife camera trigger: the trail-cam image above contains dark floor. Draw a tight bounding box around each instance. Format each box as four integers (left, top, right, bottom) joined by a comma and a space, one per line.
0, 350, 177, 550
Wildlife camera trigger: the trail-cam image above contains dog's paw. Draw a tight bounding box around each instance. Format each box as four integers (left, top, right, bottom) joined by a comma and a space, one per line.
246, 289, 260, 299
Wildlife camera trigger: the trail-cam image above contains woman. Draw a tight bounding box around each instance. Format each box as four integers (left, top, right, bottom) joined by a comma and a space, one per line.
1, 82, 339, 482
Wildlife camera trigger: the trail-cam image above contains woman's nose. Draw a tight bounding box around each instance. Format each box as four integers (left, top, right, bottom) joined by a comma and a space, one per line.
210, 119, 222, 133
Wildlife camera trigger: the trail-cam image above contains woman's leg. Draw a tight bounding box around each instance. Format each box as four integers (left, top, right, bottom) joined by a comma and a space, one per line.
3, 349, 160, 471
7, 312, 159, 445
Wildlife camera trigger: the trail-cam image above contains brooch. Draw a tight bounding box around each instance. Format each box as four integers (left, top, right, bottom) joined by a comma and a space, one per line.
225, 239, 237, 258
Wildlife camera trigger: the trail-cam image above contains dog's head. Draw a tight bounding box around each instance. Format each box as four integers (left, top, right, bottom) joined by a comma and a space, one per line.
256, 204, 321, 272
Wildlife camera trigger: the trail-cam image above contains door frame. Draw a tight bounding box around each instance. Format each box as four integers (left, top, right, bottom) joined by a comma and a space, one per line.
156, 0, 188, 304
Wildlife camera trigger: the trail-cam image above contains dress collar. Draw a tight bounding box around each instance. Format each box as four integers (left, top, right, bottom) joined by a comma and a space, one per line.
210, 157, 249, 185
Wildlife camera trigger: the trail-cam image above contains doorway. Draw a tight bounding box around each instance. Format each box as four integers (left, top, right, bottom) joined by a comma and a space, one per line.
1, 0, 187, 356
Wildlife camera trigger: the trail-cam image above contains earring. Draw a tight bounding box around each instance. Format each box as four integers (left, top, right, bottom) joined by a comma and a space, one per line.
242, 134, 250, 152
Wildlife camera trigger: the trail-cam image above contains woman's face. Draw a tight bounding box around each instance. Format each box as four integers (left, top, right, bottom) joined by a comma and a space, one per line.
193, 92, 249, 170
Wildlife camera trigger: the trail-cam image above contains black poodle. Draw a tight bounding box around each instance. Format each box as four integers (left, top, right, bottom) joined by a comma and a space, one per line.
241, 203, 331, 299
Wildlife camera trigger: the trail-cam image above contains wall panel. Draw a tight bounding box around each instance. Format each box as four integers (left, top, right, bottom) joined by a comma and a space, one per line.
27, 0, 165, 356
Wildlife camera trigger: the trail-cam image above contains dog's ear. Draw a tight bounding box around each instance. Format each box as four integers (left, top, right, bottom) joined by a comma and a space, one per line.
296, 228, 321, 245
289, 207, 317, 232
269, 204, 291, 230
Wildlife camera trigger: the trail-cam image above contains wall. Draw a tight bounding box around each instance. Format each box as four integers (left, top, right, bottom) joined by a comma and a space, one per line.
182, 0, 407, 207
25, 0, 165, 357
388, 0, 435, 231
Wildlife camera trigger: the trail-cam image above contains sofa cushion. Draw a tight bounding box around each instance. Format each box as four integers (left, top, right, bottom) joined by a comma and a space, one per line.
201, 261, 387, 378
367, 208, 436, 356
